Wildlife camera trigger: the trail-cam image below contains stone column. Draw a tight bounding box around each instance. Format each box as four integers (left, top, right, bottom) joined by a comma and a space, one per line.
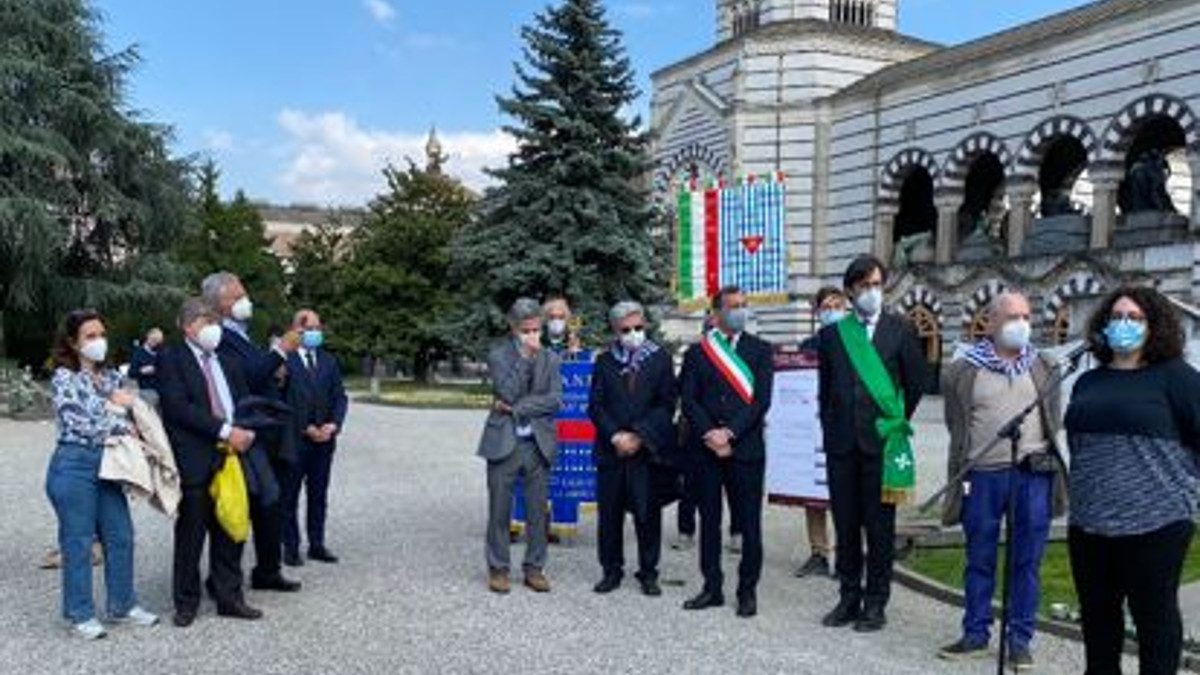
1005, 179, 1037, 257
934, 192, 961, 265
1089, 164, 1124, 250
874, 201, 898, 265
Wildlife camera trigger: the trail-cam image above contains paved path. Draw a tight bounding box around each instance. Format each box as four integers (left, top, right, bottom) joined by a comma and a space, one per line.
0, 404, 1138, 674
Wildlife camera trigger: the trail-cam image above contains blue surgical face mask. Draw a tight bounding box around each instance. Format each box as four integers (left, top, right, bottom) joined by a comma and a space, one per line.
302, 329, 325, 350
723, 307, 750, 334
1103, 319, 1147, 355
818, 309, 847, 328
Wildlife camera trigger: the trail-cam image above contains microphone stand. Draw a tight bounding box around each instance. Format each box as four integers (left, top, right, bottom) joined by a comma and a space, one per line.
919, 345, 1088, 675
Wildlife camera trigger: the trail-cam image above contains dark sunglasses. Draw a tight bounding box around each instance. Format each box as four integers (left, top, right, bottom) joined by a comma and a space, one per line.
619, 325, 646, 335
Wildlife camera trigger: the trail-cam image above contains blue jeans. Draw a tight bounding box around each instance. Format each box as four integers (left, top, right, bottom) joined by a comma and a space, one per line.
45, 442, 137, 623
961, 467, 1053, 650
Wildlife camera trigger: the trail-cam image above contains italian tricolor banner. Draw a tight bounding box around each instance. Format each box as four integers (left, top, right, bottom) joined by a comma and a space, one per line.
676, 173, 788, 304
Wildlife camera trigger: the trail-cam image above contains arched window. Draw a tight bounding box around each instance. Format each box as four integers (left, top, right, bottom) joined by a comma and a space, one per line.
830, 0, 873, 26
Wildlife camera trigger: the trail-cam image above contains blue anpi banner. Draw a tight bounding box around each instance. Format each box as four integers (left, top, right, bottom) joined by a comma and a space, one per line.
512, 352, 597, 536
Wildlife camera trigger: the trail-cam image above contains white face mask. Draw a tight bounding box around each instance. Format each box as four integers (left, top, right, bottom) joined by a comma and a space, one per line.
855, 288, 883, 316
996, 320, 1032, 352
79, 338, 108, 364
196, 324, 223, 353
619, 329, 646, 351
547, 318, 567, 339
231, 296, 253, 322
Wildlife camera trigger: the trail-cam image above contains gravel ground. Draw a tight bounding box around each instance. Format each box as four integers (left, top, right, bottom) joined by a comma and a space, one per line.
0, 403, 1138, 674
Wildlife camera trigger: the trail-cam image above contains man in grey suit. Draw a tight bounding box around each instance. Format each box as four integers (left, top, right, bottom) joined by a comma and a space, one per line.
479, 297, 563, 594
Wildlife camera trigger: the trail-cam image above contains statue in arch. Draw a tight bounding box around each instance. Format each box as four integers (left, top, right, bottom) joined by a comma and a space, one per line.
892, 231, 935, 268
1121, 149, 1177, 214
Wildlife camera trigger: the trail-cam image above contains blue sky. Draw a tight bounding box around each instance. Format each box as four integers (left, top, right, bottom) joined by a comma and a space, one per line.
97, 0, 1092, 206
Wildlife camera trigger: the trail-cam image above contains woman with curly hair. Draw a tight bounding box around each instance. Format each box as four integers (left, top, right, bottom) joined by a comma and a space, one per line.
1065, 286, 1200, 674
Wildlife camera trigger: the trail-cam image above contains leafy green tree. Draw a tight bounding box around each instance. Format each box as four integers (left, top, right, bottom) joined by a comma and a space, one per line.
288, 219, 348, 312
332, 161, 476, 381
176, 162, 288, 337
0, 0, 193, 363
449, 0, 663, 350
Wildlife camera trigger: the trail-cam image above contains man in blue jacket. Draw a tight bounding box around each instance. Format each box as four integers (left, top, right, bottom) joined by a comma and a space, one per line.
201, 271, 301, 593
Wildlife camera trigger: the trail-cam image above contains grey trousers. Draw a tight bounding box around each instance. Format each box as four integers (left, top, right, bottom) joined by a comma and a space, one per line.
486, 439, 549, 573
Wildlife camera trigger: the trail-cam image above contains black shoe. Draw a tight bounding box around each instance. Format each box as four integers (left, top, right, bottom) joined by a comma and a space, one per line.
251, 574, 302, 592
1007, 646, 1034, 672
682, 590, 724, 610
308, 547, 339, 564
736, 594, 757, 618
172, 610, 196, 628
938, 637, 990, 661
593, 575, 622, 594
283, 550, 304, 567
794, 553, 831, 579
821, 599, 861, 627
217, 602, 263, 620
853, 605, 887, 632
638, 576, 662, 597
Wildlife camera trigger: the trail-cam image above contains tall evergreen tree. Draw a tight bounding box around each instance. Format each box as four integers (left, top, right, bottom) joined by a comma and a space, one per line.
0, 0, 193, 363
450, 0, 662, 348
176, 162, 287, 337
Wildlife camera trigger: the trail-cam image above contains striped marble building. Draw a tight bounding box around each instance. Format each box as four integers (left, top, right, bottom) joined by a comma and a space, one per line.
651, 0, 1200, 380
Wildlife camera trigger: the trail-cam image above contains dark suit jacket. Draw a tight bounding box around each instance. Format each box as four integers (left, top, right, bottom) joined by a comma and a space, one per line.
217, 325, 286, 399
218, 325, 294, 463
680, 332, 774, 463
588, 347, 678, 468
129, 345, 159, 391
817, 311, 928, 458
286, 349, 349, 442
158, 344, 251, 489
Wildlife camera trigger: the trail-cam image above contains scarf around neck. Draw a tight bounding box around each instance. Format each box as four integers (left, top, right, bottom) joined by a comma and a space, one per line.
611, 339, 660, 375
964, 338, 1036, 378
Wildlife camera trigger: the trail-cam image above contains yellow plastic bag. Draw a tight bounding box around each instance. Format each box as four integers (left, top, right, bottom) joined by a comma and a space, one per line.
209, 443, 250, 543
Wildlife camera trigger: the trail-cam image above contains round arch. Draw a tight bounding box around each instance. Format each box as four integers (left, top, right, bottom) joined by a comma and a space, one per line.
1013, 115, 1100, 180
654, 142, 731, 194
881, 147, 941, 202
940, 133, 1014, 192
1099, 94, 1200, 163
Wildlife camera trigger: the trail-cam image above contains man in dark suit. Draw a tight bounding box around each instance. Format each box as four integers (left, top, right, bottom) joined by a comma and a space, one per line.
129, 327, 163, 407
281, 309, 348, 566
818, 255, 928, 632
588, 301, 677, 598
158, 298, 261, 627
201, 271, 301, 593
680, 285, 774, 618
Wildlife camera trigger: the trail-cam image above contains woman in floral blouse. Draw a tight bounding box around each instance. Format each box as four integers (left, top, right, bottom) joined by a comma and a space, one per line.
46, 310, 158, 640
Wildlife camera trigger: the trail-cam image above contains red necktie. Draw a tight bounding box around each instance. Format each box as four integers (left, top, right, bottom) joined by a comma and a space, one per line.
201, 353, 227, 421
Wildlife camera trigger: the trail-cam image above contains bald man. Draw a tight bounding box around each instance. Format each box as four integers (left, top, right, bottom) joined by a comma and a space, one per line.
938, 291, 1067, 669
281, 309, 348, 566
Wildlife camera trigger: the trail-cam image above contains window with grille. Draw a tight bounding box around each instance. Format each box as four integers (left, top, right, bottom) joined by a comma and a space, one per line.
829, 0, 875, 26
731, 1, 763, 38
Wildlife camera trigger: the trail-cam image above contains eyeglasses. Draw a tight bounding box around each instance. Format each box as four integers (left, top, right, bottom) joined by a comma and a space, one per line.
619, 325, 646, 334
1109, 312, 1146, 323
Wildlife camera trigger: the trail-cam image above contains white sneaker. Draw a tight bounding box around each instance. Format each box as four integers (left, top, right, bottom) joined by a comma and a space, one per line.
112, 606, 158, 627
726, 534, 743, 554
72, 618, 107, 641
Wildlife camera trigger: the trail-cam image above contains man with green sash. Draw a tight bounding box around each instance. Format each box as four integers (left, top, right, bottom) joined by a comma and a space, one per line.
680, 286, 775, 619
817, 255, 928, 632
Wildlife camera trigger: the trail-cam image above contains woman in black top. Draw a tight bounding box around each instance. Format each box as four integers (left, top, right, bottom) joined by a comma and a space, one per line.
1065, 286, 1200, 675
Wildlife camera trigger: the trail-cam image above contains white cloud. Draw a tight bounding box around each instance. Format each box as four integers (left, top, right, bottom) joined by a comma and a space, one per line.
364, 0, 396, 24
276, 109, 516, 206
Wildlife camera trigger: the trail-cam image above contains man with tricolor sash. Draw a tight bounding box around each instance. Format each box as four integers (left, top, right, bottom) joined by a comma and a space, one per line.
817, 255, 928, 633
680, 286, 774, 619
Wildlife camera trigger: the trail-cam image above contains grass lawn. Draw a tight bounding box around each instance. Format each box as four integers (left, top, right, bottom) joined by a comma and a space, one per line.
902, 536, 1200, 618
346, 378, 492, 409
